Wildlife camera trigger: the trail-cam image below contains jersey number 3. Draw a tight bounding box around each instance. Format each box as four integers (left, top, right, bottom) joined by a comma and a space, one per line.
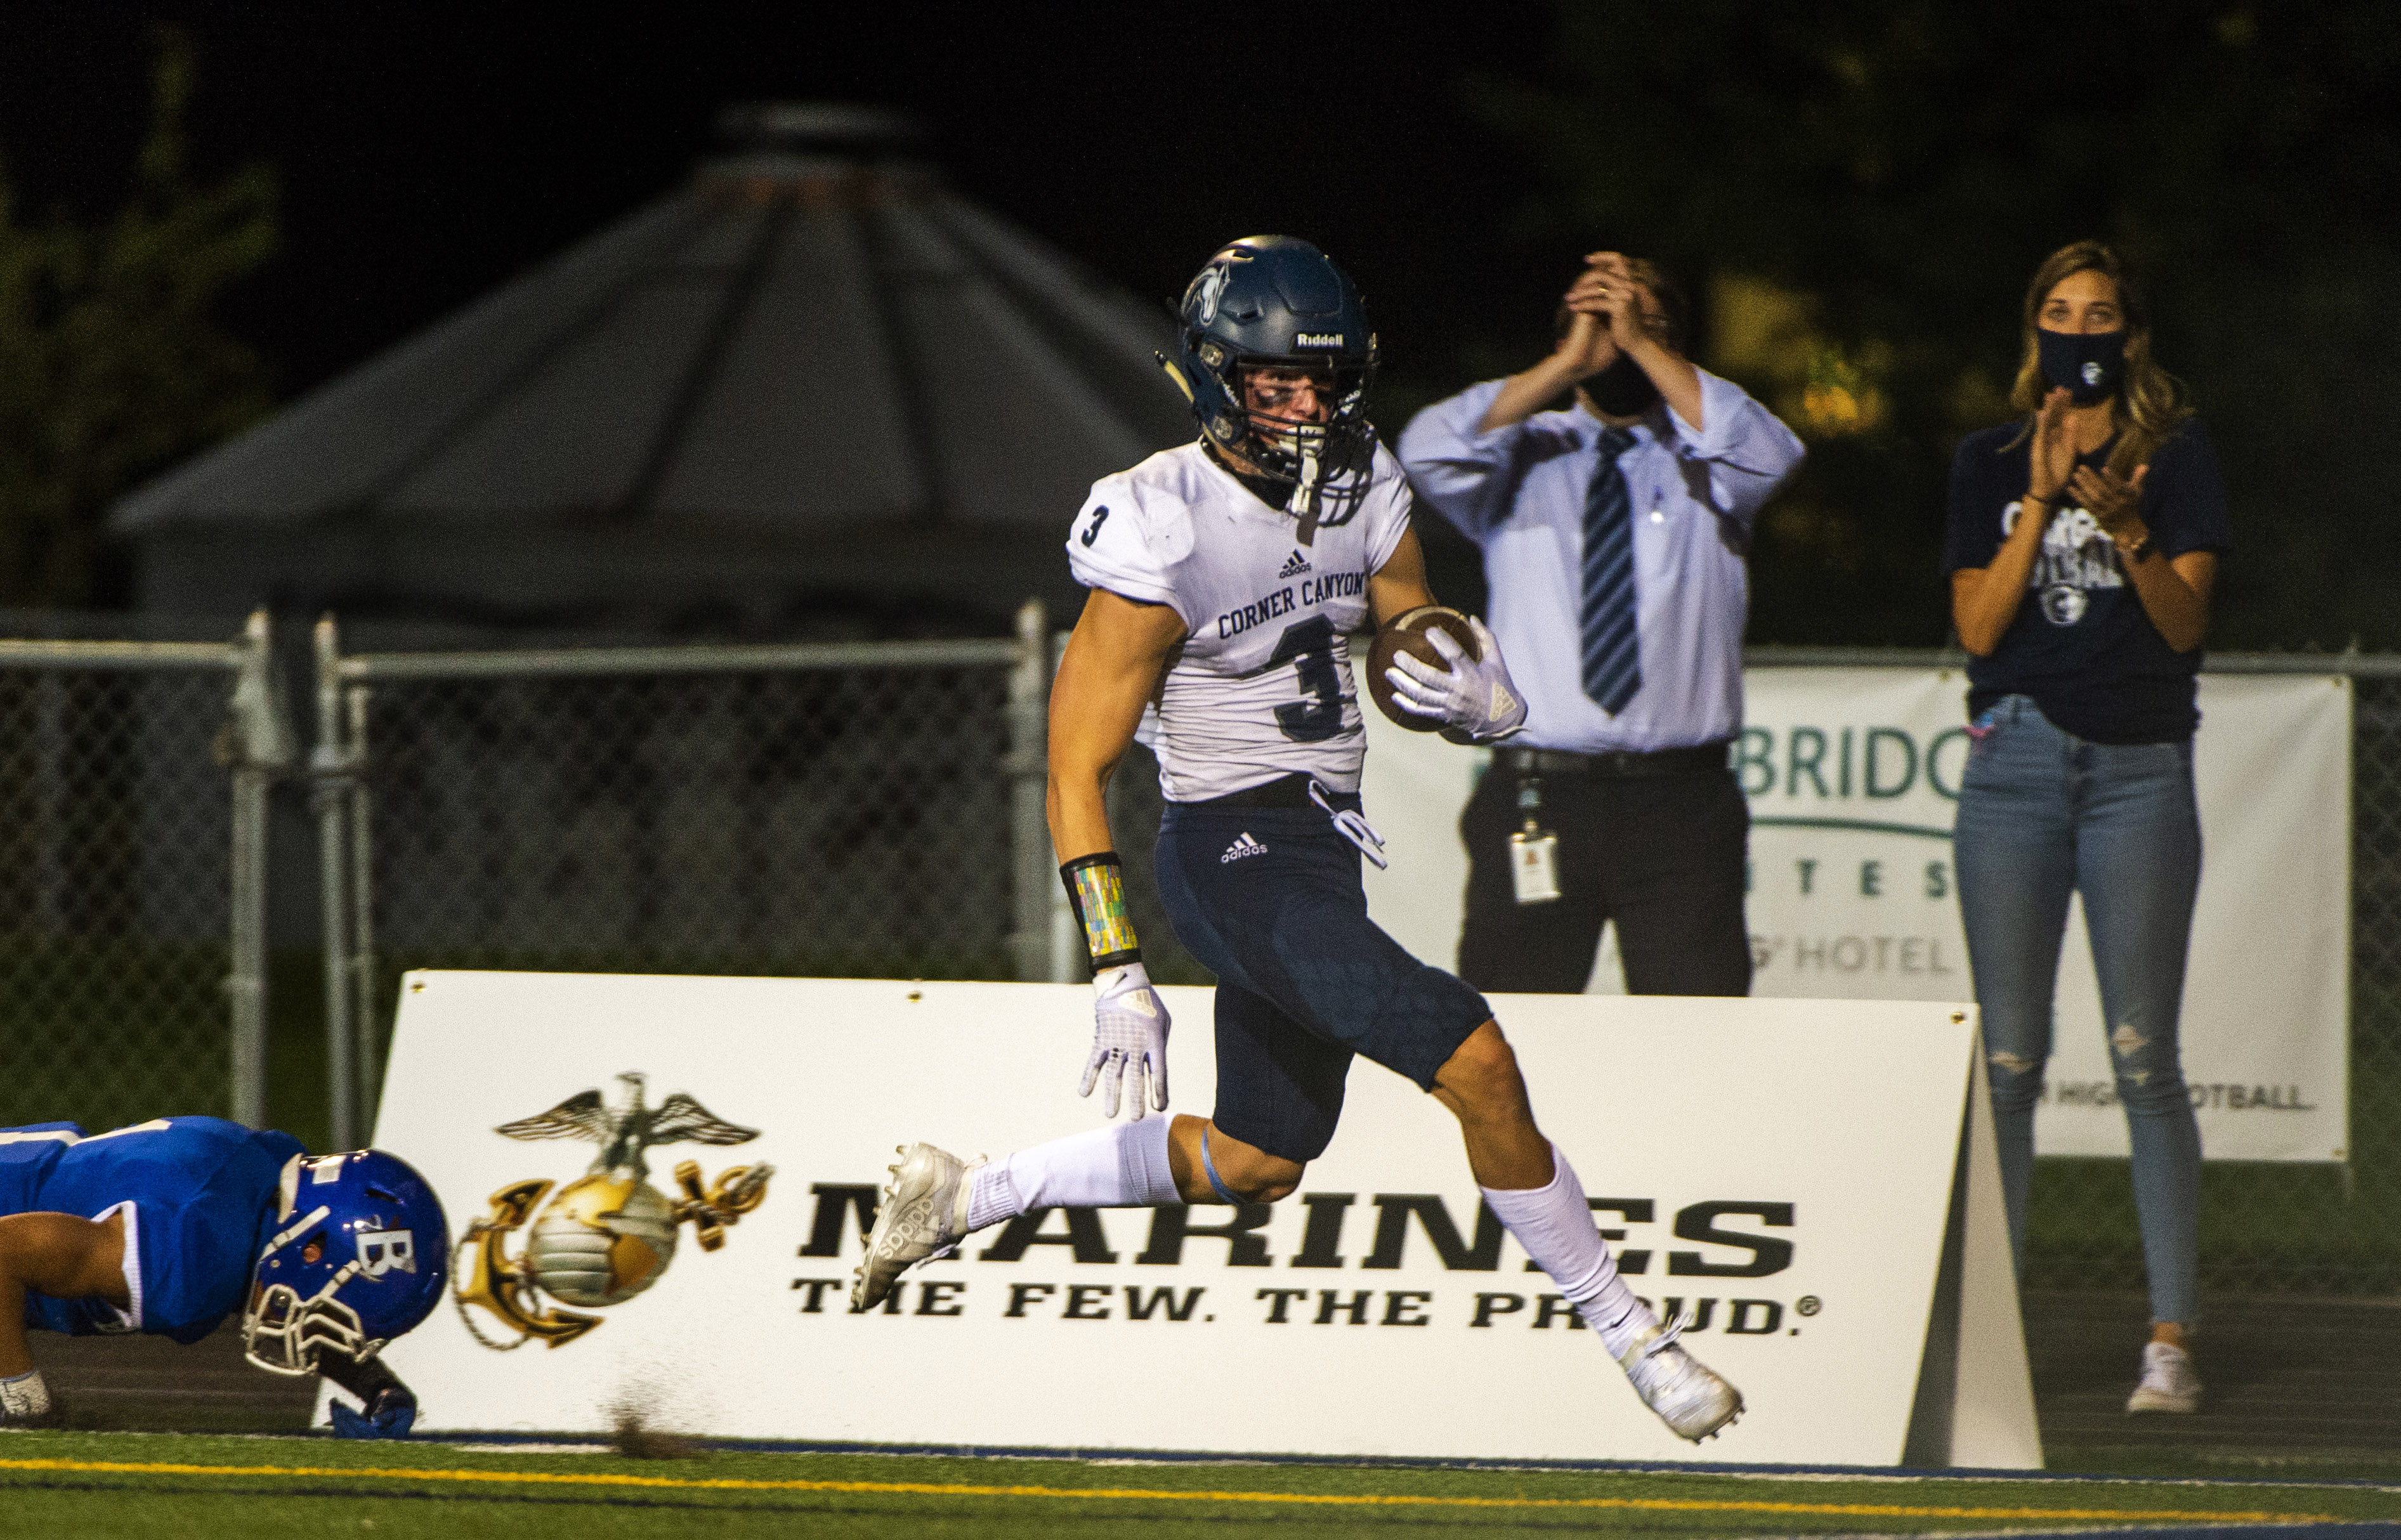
1267, 615, 1345, 742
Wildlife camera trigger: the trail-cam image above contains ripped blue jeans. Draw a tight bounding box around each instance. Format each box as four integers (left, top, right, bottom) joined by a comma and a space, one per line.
1953, 694, 2202, 1324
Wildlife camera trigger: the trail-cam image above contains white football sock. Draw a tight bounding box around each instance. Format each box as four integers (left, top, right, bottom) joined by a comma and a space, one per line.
965, 1118, 1180, 1230
1481, 1143, 1658, 1362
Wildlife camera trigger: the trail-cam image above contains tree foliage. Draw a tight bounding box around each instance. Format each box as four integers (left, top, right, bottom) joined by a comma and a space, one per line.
1475, 1, 2401, 648
0, 27, 275, 606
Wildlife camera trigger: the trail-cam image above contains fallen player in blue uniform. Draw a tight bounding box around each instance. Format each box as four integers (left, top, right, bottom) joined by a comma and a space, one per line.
0, 1115, 446, 1437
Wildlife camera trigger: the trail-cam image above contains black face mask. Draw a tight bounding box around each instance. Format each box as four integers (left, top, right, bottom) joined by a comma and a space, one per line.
2037, 328, 2126, 406
1583, 351, 1661, 418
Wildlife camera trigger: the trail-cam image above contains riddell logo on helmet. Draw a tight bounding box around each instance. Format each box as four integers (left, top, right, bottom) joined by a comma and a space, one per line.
1295, 332, 1345, 348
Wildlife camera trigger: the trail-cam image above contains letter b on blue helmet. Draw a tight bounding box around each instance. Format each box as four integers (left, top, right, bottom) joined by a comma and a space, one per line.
244, 1148, 450, 1375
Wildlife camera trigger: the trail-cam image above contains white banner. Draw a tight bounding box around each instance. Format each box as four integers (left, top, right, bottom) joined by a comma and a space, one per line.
363, 972, 2034, 1468
1359, 669, 2353, 1163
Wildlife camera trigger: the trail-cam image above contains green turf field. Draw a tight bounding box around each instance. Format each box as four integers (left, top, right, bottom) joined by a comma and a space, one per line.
4, 1432, 2397, 1539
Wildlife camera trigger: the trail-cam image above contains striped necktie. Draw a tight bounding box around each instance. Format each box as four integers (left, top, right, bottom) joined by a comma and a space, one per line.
1580, 426, 1642, 715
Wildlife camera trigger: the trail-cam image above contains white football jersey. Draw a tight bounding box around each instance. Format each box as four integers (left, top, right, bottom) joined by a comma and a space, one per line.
1067, 441, 1415, 802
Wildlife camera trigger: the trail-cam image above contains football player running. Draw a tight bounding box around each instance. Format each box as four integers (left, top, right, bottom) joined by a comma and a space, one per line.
0, 1115, 445, 1436
854, 237, 1741, 1442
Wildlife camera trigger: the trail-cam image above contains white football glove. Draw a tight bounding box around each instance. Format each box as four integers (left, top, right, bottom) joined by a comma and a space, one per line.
1079, 961, 1170, 1119
1383, 617, 1529, 742
1, 1368, 51, 1426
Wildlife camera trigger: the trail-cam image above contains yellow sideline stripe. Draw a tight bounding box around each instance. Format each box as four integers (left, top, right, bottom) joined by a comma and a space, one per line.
0, 1456, 2347, 1523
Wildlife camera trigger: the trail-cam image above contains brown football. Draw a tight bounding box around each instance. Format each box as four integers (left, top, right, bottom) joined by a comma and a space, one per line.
1365, 606, 1481, 732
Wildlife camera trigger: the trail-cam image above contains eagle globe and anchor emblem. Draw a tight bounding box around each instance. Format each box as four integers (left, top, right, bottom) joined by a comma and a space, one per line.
453, 1072, 773, 1349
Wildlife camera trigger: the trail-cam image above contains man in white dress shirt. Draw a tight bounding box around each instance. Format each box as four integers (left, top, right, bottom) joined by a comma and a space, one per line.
1400, 254, 1804, 996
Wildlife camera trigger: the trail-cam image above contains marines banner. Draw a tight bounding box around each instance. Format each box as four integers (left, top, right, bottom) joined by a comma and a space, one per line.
362, 972, 2032, 1466
1359, 667, 2353, 1165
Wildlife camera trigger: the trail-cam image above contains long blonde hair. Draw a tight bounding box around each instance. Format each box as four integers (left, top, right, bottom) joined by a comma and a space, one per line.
2005, 240, 2194, 476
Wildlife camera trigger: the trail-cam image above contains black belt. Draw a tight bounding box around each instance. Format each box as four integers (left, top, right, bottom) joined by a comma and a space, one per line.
1177, 773, 1342, 810
1498, 743, 1730, 780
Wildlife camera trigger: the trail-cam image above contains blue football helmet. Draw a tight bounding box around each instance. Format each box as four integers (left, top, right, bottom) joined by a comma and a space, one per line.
242, 1149, 449, 1375
1158, 235, 1379, 526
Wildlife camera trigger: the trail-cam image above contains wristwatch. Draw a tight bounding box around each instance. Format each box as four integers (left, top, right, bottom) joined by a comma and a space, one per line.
2118, 526, 2153, 563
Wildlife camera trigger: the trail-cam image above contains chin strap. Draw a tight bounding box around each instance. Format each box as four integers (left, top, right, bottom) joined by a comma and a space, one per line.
1290, 447, 1325, 546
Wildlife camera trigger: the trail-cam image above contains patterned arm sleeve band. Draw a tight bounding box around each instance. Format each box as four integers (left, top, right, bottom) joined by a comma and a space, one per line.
1060, 853, 1142, 972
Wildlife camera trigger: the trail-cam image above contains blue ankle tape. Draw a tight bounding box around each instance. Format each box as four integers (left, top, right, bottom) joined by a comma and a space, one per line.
1198, 1126, 1243, 1205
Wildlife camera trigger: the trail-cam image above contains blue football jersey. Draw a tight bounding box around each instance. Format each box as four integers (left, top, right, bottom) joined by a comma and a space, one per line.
2, 1116, 306, 1344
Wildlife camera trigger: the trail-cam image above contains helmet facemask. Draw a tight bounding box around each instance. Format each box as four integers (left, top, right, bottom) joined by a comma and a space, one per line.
1205, 355, 1377, 534
243, 1273, 379, 1376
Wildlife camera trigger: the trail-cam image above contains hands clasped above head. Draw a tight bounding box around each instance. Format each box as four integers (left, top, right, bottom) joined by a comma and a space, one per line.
1383, 617, 1529, 743
1560, 252, 1672, 367
1081, 961, 1170, 1119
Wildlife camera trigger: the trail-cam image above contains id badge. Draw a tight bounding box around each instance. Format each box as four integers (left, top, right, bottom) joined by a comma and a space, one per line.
1508, 827, 1561, 905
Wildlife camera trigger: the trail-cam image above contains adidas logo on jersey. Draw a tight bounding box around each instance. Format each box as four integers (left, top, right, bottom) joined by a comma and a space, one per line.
1220, 832, 1269, 864
1277, 549, 1312, 578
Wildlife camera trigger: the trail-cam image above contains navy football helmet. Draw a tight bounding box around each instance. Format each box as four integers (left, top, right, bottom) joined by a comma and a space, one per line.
1158, 235, 1379, 526
243, 1149, 449, 1375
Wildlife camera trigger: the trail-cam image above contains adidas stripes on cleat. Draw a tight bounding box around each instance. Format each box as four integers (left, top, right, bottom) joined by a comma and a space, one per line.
850, 1142, 979, 1313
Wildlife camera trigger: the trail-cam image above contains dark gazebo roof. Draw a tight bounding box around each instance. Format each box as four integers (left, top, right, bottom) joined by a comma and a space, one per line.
113, 103, 1193, 630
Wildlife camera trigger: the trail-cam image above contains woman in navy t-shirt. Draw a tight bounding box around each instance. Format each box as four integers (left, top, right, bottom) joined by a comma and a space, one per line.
1944, 241, 2230, 1419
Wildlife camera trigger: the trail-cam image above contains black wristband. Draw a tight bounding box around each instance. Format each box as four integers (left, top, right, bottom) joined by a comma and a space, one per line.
1060, 854, 1142, 972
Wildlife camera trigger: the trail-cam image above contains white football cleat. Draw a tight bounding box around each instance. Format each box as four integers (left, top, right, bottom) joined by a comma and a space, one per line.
2125, 1341, 2202, 1414
850, 1143, 979, 1313
1618, 1318, 1744, 1442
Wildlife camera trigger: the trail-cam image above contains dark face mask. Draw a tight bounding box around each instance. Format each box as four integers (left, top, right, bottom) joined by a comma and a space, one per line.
2037, 328, 2126, 406
1583, 351, 1661, 418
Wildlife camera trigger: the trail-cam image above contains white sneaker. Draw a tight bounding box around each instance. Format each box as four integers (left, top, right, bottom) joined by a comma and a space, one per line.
1618, 1318, 1744, 1442
2126, 1341, 2202, 1413
850, 1143, 981, 1313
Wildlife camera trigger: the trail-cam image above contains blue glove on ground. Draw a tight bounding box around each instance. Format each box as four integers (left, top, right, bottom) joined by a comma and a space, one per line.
330, 1390, 417, 1440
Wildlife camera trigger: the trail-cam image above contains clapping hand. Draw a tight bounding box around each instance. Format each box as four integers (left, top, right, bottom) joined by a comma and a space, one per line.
2070, 461, 2151, 547
2027, 388, 2078, 505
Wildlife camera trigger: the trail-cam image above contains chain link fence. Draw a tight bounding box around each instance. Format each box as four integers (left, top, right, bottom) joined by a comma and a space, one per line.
4, 604, 2398, 1299
0, 612, 284, 1135
308, 607, 1054, 1149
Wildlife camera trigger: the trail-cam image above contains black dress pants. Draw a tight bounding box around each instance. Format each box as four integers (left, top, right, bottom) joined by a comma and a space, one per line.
1456, 762, 1753, 996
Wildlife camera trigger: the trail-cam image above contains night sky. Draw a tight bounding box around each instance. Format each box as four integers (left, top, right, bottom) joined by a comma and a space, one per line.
0, 4, 1569, 408
16, 6, 2396, 649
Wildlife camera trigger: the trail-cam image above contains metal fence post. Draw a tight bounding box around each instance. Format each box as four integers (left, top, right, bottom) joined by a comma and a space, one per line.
344, 683, 382, 1128
225, 608, 290, 1128
312, 616, 359, 1151
1006, 597, 1052, 981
